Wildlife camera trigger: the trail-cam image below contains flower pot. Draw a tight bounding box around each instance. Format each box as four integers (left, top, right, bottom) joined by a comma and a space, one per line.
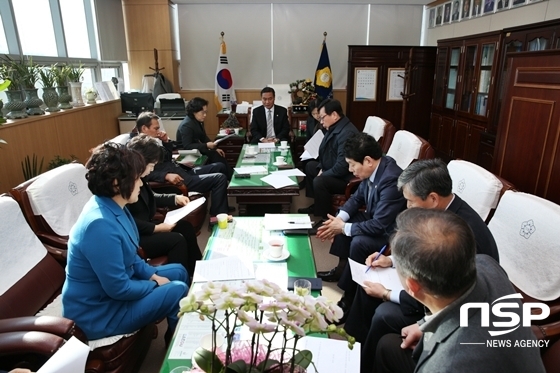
56, 86, 73, 109
4, 90, 28, 119
24, 88, 45, 116
69, 81, 84, 107
85, 91, 98, 104
42, 87, 60, 112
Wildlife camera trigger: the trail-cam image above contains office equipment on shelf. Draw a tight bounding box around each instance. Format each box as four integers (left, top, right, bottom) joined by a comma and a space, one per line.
120, 92, 155, 116
159, 98, 186, 116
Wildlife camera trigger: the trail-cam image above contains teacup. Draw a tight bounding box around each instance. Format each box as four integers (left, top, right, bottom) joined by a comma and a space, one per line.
268, 238, 284, 258
280, 140, 288, 148
246, 146, 257, 155
276, 156, 286, 164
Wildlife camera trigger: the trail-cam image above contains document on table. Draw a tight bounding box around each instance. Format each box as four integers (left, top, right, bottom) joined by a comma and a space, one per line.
234, 166, 268, 174
258, 142, 276, 149
263, 213, 312, 230
348, 258, 404, 292
303, 130, 324, 159
37, 336, 90, 373
270, 168, 306, 177
192, 255, 255, 282
163, 197, 206, 225
260, 174, 297, 189
255, 262, 288, 289
168, 312, 226, 359
299, 336, 360, 372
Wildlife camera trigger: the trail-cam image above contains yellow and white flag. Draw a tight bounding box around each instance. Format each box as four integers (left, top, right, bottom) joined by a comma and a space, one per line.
214, 38, 236, 111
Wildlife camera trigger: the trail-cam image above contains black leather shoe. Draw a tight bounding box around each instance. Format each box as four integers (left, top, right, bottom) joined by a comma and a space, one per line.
298, 204, 314, 214
317, 267, 341, 282
228, 206, 236, 213
308, 219, 324, 235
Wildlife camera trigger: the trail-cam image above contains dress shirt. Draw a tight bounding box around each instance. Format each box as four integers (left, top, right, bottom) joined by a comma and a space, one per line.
339, 166, 379, 236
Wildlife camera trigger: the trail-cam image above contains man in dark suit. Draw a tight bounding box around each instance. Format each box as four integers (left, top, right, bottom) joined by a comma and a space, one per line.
298, 99, 359, 229
345, 158, 499, 373
250, 87, 290, 144
374, 209, 545, 373
316, 132, 406, 321
127, 134, 202, 279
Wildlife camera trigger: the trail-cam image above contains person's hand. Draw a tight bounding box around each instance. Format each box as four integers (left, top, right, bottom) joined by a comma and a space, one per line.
365, 253, 393, 269
207, 141, 217, 149
262, 138, 275, 143
363, 281, 388, 299
165, 173, 184, 185
157, 131, 169, 142
151, 273, 170, 286
400, 323, 422, 350
175, 195, 190, 206
154, 223, 176, 233
216, 148, 225, 157
316, 214, 344, 241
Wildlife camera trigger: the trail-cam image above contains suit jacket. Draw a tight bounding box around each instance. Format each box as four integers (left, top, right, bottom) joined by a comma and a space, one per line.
400, 195, 500, 317
127, 181, 176, 236
341, 156, 406, 237
250, 104, 290, 143
175, 116, 211, 153
62, 195, 157, 339
413, 255, 546, 373
317, 116, 359, 182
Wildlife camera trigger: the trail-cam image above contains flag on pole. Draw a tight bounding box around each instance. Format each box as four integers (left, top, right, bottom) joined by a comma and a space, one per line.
314, 35, 333, 100
214, 36, 236, 111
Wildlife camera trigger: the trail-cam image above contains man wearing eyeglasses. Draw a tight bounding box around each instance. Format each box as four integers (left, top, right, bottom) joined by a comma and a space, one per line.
298, 99, 359, 234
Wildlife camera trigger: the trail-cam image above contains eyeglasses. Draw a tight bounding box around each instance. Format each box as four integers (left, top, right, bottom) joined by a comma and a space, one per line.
319, 114, 328, 121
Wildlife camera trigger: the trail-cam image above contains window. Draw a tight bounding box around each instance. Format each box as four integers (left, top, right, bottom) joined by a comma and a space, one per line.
59, 0, 91, 58
12, 0, 57, 57
101, 67, 119, 82
81, 67, 95, 93
0, 15, 9, 54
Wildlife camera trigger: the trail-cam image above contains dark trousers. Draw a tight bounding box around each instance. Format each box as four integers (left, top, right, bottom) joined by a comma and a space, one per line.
179, 162, 229, 216
207, 149, 233, 180
304, 160, 347, 219
139, 219, 202, 277
375, 333, 416, 373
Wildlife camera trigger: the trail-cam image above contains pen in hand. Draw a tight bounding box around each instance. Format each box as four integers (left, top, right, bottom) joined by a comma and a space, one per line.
365, 244, 388, 273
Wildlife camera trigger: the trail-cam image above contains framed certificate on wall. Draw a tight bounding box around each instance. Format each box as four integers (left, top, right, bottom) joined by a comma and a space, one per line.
354, 67, 378, 101
387, 68, 406, 101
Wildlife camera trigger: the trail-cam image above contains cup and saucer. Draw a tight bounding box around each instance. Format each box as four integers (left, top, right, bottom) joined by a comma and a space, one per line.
273, 161, 288, 166
263, 247, 290, 261
278, 145, 290, 150
264, 237, 290, 261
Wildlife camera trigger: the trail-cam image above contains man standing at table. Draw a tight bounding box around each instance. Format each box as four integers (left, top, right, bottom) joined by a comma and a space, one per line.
298, 99, 359, 233
316, 132, 406, 322
250, 87, 290, 144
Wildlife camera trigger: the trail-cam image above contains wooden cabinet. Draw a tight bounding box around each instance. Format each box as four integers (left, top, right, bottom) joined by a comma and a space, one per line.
494, 50, 560, 204
346, 46, 436, 139
430, 32, 500, 163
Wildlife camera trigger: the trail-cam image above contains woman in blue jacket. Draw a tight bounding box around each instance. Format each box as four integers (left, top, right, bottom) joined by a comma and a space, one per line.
62, 142, 188, 345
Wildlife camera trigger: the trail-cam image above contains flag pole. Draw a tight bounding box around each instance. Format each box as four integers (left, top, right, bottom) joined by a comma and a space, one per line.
323, 31, 327, 41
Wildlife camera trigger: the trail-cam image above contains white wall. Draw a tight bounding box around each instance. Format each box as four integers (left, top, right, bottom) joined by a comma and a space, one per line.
177, 3, 424, 90
423, 0, 560, 45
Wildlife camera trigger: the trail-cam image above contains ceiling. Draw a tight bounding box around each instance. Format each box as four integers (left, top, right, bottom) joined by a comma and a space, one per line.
171, 0, 432, 5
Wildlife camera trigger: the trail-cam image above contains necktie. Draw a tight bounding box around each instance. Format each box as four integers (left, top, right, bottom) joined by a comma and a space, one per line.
366, 180, 374, 210
266, 109, 274, 138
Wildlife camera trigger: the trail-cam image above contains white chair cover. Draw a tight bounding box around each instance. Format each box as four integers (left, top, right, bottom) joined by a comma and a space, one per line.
26, 163, 93, 236
448, 160, 503, 220
0, 196, 46, 296
488, 191, 560, 301
363, 116, 386, 141
386, 130, 422, 169
110, 133, 131, 145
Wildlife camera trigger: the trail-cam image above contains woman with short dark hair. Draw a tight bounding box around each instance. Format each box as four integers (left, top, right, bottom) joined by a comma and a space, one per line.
176, 96, 233, 179
62, 142, 188, 346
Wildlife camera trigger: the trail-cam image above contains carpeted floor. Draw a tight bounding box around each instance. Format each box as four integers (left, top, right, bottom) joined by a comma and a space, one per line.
138, 189, 343, 373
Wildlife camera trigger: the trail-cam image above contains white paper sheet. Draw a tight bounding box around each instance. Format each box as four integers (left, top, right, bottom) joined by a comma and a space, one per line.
260, 174, 297, 189
303, 130, 324, 159
270, 168, 306, 177
192, 256, 255, 283
258, 142, 276, 149
214, 134, 237, 144
299, 336, 360, 372
255, 262, 288, 289
349, 258, 404, 293
234, 166, 268, 174
37, 336, 90, 373
263, 214, 312, 230
178, 149, 201, 156
163, 197, 206, 225
300, 149, 314, 161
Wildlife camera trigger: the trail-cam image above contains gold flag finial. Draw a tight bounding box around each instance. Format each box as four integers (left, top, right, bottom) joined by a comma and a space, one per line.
323, 32, 327, 41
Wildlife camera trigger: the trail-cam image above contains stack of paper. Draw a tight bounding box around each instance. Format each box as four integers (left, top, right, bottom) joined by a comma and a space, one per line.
258, 142, 276, 149
192, 256, 255, 283
263, 214, 312, 230
260, 174, 297, 189
233, 166, 268, 175
348, 258, 404, 293
163, 197, 206, 224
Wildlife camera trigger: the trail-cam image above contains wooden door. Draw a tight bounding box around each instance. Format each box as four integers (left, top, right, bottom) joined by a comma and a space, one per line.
494, 50, 560, 204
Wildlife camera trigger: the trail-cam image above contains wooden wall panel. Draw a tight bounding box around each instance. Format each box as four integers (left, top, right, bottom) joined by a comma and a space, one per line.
122, 5, 172, 51
127, 50, 176, 91
0, 101, 121, 194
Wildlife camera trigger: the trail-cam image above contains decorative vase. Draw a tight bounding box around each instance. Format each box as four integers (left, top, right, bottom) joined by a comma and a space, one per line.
69, 81, 84, 107
42, 87, 60, 112
85, 91, 98, 104
4, 90, 28, 119
24, 88, 45, 116
0, 99, 4, 124
56, 86, 73, 109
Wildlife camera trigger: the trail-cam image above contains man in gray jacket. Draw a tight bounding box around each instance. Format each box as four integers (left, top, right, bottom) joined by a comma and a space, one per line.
374, 208, 546, 373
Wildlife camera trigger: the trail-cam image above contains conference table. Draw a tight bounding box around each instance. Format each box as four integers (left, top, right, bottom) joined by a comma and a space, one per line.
158, 217, 318, 373
227, 144, 300, 215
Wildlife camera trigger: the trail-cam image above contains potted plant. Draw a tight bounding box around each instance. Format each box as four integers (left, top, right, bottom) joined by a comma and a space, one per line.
51, 64, 72, 110
67, 63, 85, 107
38, 66, 60, 112
84, 87, 98, 104
0, 59, 27, 119
12, 56, 44, 115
